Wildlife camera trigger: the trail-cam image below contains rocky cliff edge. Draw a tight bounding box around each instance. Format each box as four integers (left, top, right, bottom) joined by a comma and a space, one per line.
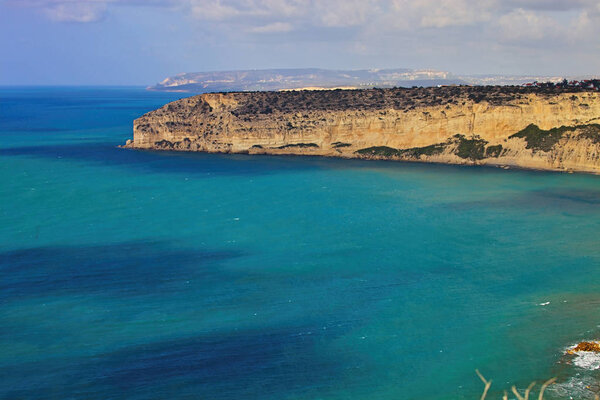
124, 86, 600, 173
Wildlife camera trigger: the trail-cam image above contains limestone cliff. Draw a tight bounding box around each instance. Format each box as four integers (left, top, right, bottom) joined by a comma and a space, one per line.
125, 86, 600, 173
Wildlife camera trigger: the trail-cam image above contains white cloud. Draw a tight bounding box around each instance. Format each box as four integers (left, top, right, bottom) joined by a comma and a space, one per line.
391, 0, 493, 29
249, 21, 292, 32
502, 0, 598, 12
6, 0, 600, 48
497, 7, 559, 41
314, 0, 379, 28
43, 2, 107, 22
7, 0, 175, 22
186, 0, 307, 20
189, 0, 241, 20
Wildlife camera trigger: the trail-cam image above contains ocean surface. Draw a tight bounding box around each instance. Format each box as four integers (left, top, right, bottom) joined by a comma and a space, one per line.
1, 87, 600, 400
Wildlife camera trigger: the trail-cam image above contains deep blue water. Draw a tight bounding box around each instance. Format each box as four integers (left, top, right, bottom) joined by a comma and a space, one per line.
2, 87, 600, 399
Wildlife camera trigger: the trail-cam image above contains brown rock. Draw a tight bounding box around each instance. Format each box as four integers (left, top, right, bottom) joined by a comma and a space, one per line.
125, 86, 600, 174
567, 341, 600, 354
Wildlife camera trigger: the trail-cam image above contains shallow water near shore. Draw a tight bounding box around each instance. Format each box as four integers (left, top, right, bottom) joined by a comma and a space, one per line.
2, 87, 600, 399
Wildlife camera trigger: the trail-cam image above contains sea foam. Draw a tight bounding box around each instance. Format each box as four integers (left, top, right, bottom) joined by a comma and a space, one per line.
572, 351, 600, 370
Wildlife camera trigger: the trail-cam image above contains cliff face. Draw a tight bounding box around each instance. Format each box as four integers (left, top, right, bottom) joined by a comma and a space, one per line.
126, 86, 600, 173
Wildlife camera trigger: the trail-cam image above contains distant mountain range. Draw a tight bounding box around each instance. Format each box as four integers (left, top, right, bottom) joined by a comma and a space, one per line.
147, 68, 586, 93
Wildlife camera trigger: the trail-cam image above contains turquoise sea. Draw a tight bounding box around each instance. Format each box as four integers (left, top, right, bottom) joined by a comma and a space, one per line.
2, 87, 600, 400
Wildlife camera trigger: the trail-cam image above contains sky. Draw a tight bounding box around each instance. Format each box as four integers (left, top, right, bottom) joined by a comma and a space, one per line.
1, 0, 599, 85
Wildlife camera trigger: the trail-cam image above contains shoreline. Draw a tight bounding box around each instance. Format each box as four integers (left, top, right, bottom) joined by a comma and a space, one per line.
128, 87, 600, 176
119, 144, 597, 175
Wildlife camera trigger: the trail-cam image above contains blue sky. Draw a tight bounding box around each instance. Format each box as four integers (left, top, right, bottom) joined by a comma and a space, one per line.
1, 0, 599, 85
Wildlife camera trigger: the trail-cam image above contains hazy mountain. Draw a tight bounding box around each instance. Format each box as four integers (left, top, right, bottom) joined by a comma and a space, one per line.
458, 75, 567, 86
148, 68, 463, 92
148, 68, 597, 93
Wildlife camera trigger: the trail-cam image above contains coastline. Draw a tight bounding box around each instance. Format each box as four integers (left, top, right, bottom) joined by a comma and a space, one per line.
125, 86, 600, 175
119, 144, 596, 175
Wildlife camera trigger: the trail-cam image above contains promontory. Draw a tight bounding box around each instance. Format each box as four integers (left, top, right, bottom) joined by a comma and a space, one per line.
124, 84, 600, 173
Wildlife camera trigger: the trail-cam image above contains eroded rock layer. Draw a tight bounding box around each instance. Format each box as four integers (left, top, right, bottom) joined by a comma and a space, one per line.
125, 86, 600, 173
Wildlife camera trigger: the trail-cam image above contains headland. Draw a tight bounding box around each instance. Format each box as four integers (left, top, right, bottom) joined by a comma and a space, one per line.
125, 83, 600, 173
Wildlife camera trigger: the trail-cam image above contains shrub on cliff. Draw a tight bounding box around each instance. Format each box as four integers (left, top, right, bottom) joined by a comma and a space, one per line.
509, 124, 583, 152
454, 135, 487, 160
485, 144, 503, 158
398, 142, 447, 158
355, 146, 401, 157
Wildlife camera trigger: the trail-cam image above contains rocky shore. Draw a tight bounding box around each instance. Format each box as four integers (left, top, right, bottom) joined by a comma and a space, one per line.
124, 85, 600, 173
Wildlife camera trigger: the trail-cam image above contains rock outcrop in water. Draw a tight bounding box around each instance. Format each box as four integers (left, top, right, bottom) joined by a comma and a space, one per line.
125, 85, 600, 173
567, 341, 600, 354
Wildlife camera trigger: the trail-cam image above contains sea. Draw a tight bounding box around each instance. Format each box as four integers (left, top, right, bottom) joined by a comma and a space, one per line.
1, 87, 600, 400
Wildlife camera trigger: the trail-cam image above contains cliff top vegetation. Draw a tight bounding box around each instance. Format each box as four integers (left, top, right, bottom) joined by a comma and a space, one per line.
202, 84, 600, 115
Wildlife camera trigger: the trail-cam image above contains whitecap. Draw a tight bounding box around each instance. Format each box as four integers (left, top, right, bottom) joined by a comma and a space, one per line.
572, 351, 600, 370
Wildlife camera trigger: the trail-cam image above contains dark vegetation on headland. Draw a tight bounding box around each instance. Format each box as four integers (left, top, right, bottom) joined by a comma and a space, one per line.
510, 123, 600, 151
355, 134, 494, 161
331, 142, 352, 148
355, 123, 600, 161
223, 83, 600, 116
276, 143, 319, 149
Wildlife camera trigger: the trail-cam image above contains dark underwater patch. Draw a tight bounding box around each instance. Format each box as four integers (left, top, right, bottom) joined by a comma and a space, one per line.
0, 241, 243, 299
1, 313, 356, 400
0, 142, 323, 177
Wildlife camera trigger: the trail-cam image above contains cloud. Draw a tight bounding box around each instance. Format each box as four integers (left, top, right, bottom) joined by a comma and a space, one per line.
391, 0, 494, 29
502, 0, 599, 12
249, 21, 292, 33
5, 0, 174, 22
497, 7, 559, 41
189, 0, 241, 20
314, 0, 379, 28
5, 0, 600, 49
186, 0, 307, 21
8, 0, 111, 22
3, 0, 600, 82
43, 2, 108, 22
